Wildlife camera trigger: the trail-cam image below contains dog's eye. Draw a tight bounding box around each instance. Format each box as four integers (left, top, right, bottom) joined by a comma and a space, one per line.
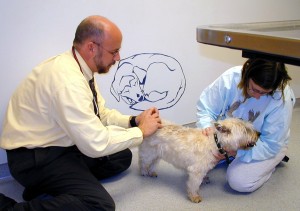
247, 143, 256, 147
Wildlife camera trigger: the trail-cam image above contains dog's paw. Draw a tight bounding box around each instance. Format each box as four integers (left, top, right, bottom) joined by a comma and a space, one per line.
140, 169, 147, 176
140, 170, 158, 177
188, 194, 202, 203
202, 176, 210, 184
149, 172, 158, 177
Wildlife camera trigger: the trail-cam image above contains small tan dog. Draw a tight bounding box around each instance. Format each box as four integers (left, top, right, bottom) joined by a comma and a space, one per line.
139, 118, 259, 203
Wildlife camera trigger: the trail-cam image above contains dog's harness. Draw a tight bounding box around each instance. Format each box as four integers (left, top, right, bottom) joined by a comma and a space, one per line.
214, 133, 231, 164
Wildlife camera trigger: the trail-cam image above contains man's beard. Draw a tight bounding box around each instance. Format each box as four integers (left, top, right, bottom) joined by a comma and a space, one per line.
97, 65, 108, 74
97, 63, 115, 74
94, 56, 115, 74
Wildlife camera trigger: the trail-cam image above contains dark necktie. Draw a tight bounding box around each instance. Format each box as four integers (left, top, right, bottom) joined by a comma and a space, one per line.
89, 78, 100, 119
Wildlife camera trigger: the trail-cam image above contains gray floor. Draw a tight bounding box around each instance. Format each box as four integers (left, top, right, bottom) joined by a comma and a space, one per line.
1, 101, 300, 211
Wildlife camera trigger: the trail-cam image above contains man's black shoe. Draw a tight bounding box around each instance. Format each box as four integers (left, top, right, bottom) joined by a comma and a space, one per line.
0, 193, 17, 211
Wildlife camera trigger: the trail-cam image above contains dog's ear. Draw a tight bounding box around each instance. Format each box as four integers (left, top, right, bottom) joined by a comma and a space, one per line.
245, 127, 261, 138
214, 122, 231, 134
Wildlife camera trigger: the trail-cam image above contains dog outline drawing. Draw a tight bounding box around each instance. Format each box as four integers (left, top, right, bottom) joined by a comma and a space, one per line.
110, 53, 186, 111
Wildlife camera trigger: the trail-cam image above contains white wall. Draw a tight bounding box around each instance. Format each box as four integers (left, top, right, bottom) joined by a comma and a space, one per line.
1, 0, 300, 163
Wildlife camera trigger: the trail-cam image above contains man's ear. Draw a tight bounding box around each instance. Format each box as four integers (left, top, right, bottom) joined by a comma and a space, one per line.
82, 41, 95, 55
214, 122, 231, 134
88, 42, 94, 53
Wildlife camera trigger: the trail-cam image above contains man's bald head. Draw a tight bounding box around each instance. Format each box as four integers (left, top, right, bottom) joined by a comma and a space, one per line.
73, 15, 121, 46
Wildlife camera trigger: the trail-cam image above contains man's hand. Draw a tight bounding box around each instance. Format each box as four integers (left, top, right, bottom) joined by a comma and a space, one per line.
136, 107, 162, 138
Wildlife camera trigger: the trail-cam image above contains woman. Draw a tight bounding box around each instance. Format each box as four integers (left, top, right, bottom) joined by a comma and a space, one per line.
196, 58, 295, 192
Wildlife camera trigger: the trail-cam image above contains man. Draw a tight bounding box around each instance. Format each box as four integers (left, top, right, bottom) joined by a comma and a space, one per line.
0, 15, 162, 210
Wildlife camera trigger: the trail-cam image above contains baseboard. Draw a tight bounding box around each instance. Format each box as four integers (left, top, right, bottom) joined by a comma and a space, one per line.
0, 98, 299, 181
295, 98, 300, 108
0, 163, 13, 182
183, 122, 196, 128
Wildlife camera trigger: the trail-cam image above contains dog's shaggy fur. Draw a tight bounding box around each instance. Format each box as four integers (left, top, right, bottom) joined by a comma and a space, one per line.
139, 118, 259, 203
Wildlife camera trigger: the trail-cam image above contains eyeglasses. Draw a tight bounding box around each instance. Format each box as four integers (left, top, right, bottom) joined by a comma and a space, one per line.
92, 41, 120, 57
248, 79, 272, 96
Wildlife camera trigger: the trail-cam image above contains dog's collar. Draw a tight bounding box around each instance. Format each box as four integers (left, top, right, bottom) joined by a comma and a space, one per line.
214, 133, 231, 164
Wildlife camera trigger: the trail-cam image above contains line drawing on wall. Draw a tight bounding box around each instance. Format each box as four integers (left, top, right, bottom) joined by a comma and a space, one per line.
110, 53, 186, 111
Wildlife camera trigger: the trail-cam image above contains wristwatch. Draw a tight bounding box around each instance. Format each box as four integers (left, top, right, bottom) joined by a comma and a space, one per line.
130, 116, 137, 127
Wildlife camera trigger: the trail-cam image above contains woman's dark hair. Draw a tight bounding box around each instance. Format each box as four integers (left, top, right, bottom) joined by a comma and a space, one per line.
238, 58, 291, 100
